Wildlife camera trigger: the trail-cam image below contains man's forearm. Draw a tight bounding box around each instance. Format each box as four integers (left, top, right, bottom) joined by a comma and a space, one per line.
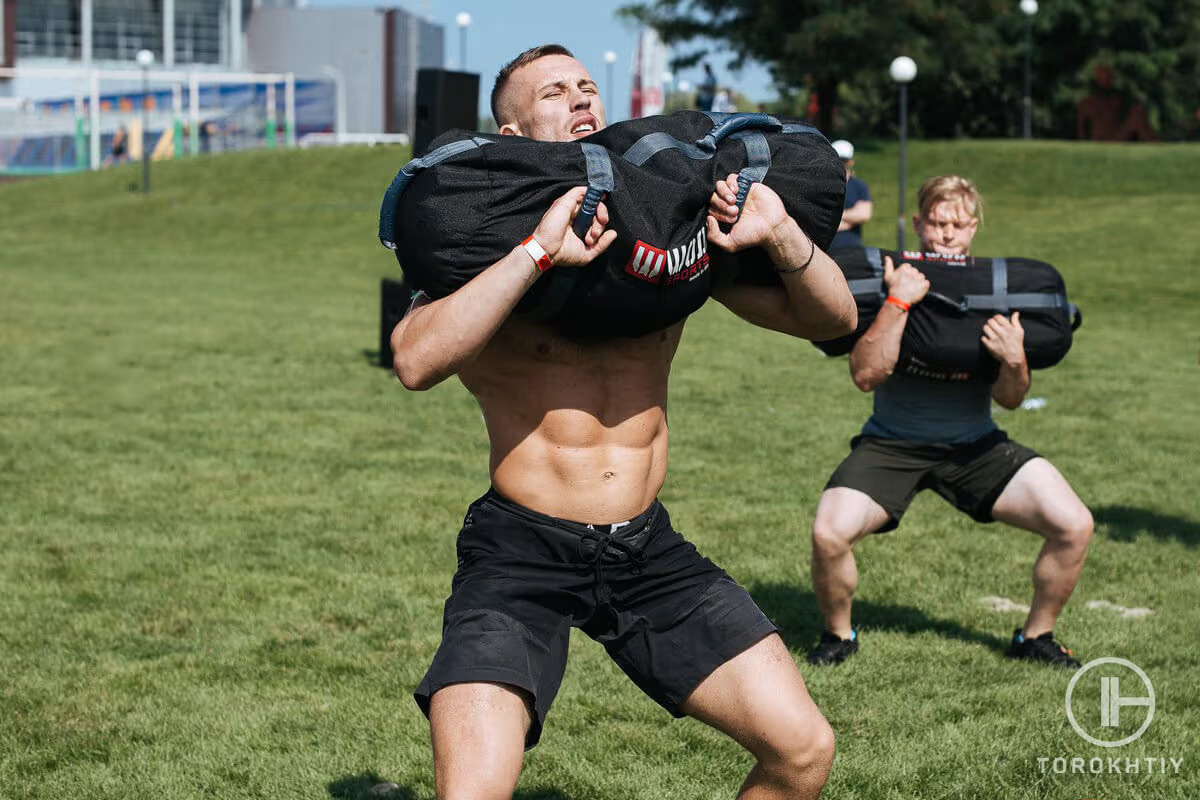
991, 359, 1031, 409
765, 222, 857, 341
848, 304, 908, 392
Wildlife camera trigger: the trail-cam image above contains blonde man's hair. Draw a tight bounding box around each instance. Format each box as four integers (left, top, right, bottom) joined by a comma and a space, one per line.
916, 175, 984, 224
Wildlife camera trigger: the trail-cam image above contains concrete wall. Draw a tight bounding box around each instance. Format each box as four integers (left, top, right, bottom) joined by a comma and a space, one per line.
246, 7, 384, 134
246, 6, 443, 137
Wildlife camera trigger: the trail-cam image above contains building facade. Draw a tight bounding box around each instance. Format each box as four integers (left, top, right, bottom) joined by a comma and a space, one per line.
1, 1, 443, 137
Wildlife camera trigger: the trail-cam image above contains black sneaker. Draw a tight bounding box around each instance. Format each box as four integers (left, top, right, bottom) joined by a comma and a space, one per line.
807, 630, 859, 665
1005, 629, 1081, 668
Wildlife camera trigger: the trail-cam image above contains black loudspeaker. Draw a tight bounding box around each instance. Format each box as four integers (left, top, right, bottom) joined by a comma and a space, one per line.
413, 68, 480, 155
379, 277, 411, 368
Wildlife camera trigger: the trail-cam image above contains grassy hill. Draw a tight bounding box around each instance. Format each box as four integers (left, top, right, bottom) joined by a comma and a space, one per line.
1, 139, 1198, 800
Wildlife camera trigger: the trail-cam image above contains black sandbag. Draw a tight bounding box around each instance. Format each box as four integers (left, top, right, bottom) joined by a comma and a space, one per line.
377, 111, 845, 341
813, 247, 1082, 381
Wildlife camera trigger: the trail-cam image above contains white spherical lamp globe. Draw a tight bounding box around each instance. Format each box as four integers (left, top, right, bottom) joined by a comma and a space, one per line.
889, 56, 917, 84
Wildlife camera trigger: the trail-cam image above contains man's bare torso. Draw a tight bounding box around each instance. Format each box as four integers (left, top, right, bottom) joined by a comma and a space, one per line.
459, 316, 684, 524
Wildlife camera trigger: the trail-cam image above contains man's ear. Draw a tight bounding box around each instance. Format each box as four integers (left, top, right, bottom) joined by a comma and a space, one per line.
499, 122, 522, 136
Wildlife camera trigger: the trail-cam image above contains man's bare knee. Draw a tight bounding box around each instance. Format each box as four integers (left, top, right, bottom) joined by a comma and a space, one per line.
812, 518, 856, 558
758, 715, 836, 789
1045, 506, 1095, 550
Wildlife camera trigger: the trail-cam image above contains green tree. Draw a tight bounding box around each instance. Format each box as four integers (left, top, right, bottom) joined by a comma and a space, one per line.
1033, 0, 1200, 139
618, 0, 1017, 136
619, 0, 1200, 139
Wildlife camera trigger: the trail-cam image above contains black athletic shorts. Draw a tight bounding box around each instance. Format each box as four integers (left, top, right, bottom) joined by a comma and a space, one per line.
414, 489, 779, 748
825, 429, 1040, 532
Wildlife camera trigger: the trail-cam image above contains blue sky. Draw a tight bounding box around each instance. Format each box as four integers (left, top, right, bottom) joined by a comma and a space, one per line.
306, 0, 776, 122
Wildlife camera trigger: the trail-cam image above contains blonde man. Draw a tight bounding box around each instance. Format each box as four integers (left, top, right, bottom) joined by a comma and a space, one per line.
806, 175, 1093, 668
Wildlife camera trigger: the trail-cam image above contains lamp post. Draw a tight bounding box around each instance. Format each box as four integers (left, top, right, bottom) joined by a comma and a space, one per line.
604, 50, 617, 119
1020, 0, 1038, 139
136, 48, 155, 194
889, 55, 917, 251
455, 12, 471, 70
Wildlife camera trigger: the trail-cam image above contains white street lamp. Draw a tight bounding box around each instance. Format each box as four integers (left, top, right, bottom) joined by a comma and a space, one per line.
889, 56, 917, 250
604, 50, 618, 120
136, 48, 155, 193
1020, 0, 1039, 139
455, 12, 471, 70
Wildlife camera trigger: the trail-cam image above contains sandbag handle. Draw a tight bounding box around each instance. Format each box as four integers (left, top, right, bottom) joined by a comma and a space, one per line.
923, 291, 970, 314
378, 136, 496, 250
699, 113, 783, 149
732, 130, 772, 211
572, 143, 615, 240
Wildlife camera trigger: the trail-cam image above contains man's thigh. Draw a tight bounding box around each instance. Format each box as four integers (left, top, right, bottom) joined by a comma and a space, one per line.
429, 682, 530, 798
928, 431, 1040, 523
825, 436, 939, 532
680, 634, 830, 756
991, 457, 1091, 536
590, 517, 779, 717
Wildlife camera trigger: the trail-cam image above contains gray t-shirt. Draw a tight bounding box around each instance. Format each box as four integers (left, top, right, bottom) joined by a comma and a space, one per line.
862, 372, 996, 444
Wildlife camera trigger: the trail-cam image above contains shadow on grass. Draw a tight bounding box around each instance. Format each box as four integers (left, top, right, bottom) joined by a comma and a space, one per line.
1094, 504, 1200, 547
363, 348, 391, 369
328, 774, 573, 800
328, 774, 416, 800
749, 582, 1009, 655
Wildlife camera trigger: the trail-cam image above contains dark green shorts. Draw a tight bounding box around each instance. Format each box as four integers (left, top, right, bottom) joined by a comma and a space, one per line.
825, 429, 1040, 532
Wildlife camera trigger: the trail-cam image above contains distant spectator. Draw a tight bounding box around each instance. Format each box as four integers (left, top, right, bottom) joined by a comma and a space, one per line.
103, 125, 128, 167
199, 120, 214, 154
695, 63, 717, 112
829, 139, 872, 252
711, 89, 737, 113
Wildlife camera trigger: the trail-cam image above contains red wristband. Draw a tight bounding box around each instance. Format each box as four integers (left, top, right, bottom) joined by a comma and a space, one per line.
886, 296, 911, 312
522, 234, 554, 272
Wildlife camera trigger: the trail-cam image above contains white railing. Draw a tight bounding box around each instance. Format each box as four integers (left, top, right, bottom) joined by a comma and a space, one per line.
0, 64, 296, 169
298, 132, 410, 149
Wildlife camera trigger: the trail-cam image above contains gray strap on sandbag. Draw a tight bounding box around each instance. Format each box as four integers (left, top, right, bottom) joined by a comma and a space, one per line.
529, 143, 616, 323
622, 132, 713, 165
963, 258, 1072, 312
378, 137, 495, 250
781, 122, 823, 136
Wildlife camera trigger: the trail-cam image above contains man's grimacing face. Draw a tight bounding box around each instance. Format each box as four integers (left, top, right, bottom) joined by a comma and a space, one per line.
498, 54, 607, 142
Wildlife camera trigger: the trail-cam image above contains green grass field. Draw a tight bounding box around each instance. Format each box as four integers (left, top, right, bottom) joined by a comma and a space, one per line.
2, 138, 1198, 800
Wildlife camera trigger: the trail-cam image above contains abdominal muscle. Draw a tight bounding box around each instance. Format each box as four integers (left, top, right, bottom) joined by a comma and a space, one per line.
459, 317, 683, 524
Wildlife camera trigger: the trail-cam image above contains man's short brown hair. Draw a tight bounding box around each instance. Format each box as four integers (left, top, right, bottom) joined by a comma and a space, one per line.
916, 175, 984, 223
490, 44, 576, 126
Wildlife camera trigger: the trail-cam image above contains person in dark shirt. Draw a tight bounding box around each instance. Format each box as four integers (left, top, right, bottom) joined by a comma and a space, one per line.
828, 139, 872, 251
